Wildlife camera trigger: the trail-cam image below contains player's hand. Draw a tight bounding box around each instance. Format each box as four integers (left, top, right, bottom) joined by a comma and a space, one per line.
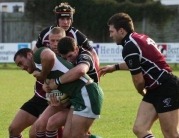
48, 94, 61, 107
42, 83, 51, 93
98, 65, 115, 77
48, 79, 58, 90
143, 89, 147, 95
138, 89, 147, 96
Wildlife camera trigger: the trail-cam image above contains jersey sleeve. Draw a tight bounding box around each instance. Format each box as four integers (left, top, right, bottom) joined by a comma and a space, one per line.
122, 43, 142, 75
34, 47, 47, 64
76, 30, 93, 51
36, 27, 50, 48
76, 51, 94, 71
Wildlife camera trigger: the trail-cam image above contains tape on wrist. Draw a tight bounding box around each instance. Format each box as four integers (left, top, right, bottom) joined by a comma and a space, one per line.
115, 64, 120, 70
55, 77, 62, 85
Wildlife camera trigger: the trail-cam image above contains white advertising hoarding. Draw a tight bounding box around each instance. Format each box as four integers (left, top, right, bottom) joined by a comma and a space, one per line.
92, 42, 179, 63
0, 43, 31, 63
92, 43, 124, 63
157, 43, 179, 63
0, 42, 179, 63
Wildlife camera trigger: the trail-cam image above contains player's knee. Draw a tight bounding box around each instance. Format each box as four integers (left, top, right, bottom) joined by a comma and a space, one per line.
35, 119, 47, 131
133, 124, 142, 136
8, 124, 18, 135
46, 119, 54, 130
29, 126, 36, 138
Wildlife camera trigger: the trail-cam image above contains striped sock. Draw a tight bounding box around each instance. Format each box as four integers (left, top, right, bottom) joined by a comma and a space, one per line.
143, 134, 155, 138
10, 134, 23, 138
46, 130, 58, 138
36, 131, 46, 138
89, 134, 102, 138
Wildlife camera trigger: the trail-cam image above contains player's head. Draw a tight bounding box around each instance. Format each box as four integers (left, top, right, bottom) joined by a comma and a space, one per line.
14, 48, 36, 74
49, 27, 66, 55
57, 36, 78, 64
107, 12, 134, 45
53, 2, 75, 31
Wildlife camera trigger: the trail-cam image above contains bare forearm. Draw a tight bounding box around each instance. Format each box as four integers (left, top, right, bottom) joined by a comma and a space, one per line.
112, 62, 129, 72
134, 82, 145, 96
40, 49, 55, 80
60, 64, 88, 84
132, 73, 145, 96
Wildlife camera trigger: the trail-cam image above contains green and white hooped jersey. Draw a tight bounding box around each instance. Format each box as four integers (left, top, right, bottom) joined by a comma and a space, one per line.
34, 47, 91, 98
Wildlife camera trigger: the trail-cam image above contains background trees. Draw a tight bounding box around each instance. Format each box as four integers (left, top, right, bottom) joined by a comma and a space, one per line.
24, 0, 178, 42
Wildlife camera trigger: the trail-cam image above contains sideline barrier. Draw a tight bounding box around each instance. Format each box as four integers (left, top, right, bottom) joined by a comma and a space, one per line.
0, 43, 31, 63
0, 42, 179, 63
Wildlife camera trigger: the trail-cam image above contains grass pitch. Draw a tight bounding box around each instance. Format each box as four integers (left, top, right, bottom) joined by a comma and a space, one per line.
0, 63, 179, 138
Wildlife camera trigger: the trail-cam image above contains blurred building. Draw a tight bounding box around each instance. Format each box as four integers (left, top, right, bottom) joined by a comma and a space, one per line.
0, 2, 24, 12
159, 0, 179, 5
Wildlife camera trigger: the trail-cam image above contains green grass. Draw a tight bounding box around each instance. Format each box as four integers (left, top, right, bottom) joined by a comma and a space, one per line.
1, 63, 179, 138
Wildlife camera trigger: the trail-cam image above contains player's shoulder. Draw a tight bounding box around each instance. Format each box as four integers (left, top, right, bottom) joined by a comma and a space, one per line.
34, 47, 48, 57
80, 48, 91, 56
71, 27, 86, 37
131, 32, 149, 43
78, 48, 93, 61
34, 47, 53, 63
39, 25, 56, 35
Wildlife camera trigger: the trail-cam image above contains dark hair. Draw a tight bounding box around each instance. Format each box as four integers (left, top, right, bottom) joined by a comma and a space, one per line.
57, 36, 77, 54
107, 12, 134, 33
14, 48, 33, 61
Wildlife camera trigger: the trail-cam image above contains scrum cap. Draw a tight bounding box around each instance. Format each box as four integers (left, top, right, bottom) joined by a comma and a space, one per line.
54, 2, 75, 24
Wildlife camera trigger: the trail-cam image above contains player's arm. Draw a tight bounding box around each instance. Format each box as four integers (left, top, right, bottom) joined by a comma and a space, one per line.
48, 63, 89, 90
59, 52, 92, 83
90, 48, 99, 67
76, 30, 100, 67
99, 62, 129, 77
123, 43, 145, 96
33, 49, 55, 80
41, 49, 55, 79
48, 53, 91, 90
60, 63, 89, 84
132, 72, 145, 96
33, 26, 51, 53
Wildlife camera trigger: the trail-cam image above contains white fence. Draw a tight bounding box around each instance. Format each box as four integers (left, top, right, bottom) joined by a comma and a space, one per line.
0, 42, 179, 63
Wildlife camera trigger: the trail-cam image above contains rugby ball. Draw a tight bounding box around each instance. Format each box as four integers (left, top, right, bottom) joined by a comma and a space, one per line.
46, 90, 69, 104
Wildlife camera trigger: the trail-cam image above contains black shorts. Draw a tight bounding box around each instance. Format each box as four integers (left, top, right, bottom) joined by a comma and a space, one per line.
143, 74, 179, 113
20, 96, 48, 118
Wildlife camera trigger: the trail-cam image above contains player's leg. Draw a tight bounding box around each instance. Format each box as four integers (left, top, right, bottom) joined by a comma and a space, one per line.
35, 105, 61, 138
70, 84, 104, 138
63, 108, 73, 138
156, 74, 179, 137
29, 123, 36, 138
46, 108, 69, 138
71, 114, 95, 138
133, 101, 157, 138
158, 109, 179, 138
8, 109, 37, 138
